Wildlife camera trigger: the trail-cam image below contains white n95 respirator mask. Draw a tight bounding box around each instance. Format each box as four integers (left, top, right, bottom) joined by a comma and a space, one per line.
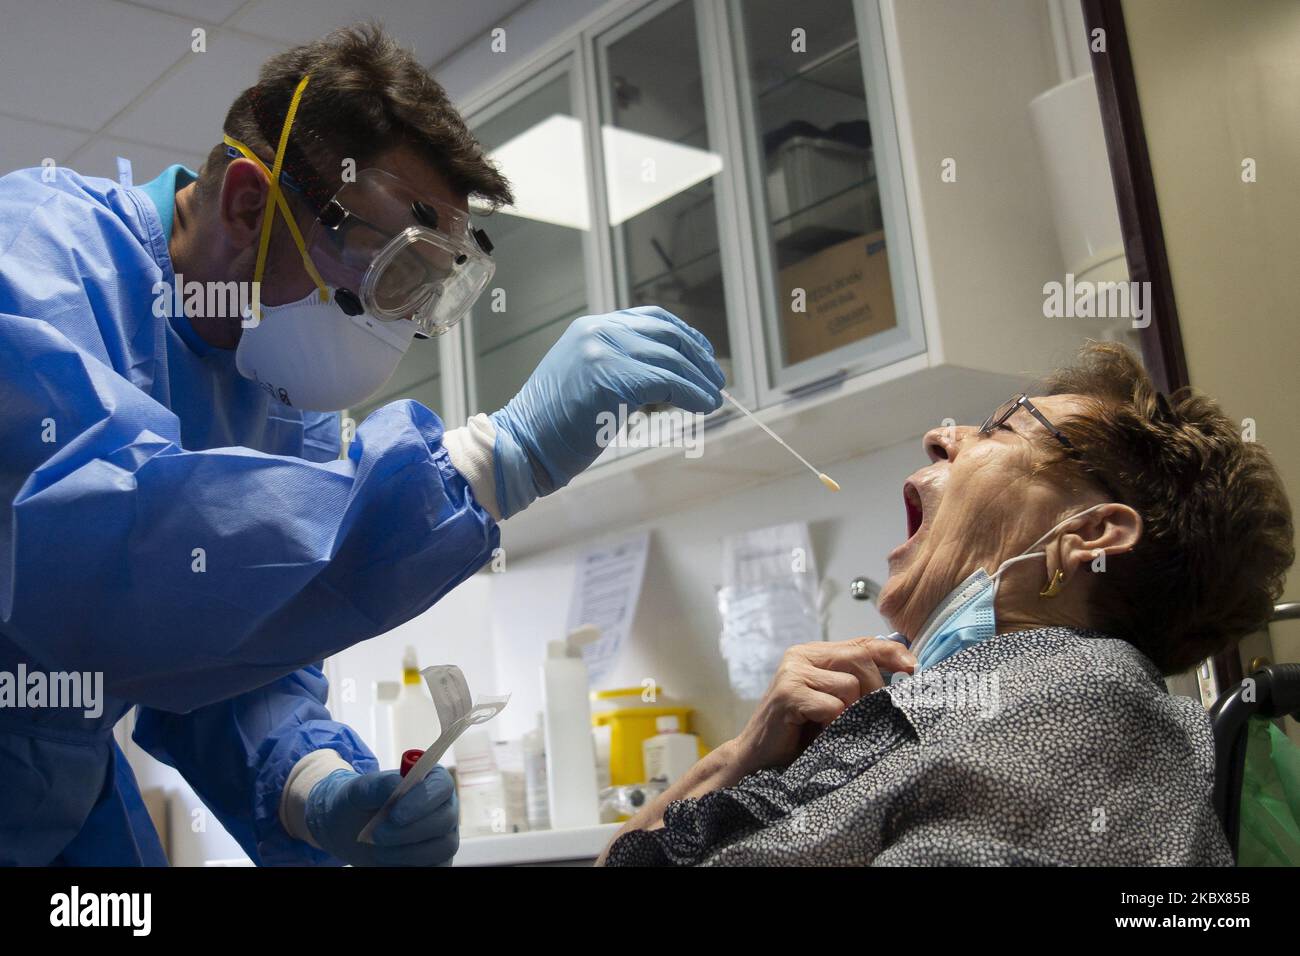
220, 71, 493, 412
235, 286, 417, 411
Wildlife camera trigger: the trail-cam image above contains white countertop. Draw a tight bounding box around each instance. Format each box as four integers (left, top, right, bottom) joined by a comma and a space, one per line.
452, 823, 622, 867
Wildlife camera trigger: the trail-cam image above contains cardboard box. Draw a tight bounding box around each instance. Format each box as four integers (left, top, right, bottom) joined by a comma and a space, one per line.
777, 231, 896, 366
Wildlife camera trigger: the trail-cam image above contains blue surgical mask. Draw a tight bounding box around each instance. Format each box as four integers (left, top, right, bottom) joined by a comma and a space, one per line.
890, 502, 1115, 672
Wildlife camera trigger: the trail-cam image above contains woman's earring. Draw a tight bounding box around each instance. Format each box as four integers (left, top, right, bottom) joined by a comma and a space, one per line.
1039, 569, 1065, 599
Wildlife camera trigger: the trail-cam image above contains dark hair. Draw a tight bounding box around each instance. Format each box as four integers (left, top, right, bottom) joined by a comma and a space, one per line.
196, 22, 512, 209
1037, 341, 1293, 674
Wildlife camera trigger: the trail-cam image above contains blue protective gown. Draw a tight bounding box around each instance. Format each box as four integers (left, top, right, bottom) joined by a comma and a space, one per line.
0, 165, 499, 865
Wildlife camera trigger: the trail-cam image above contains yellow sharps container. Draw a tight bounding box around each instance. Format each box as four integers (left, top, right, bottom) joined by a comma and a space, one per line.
590, 687, 705, 786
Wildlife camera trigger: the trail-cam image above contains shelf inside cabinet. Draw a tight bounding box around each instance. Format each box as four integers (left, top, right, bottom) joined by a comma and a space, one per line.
751, 39, 864, 105
770, 177, 879, 251
476, 307, 578, 362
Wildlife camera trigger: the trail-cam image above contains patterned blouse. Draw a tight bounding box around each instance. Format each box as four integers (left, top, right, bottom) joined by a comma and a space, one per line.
604, 627, 1232, 866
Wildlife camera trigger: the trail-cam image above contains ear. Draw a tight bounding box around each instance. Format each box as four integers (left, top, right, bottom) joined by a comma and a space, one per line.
1048, 503, 1142, 585
219, 158, 271, 250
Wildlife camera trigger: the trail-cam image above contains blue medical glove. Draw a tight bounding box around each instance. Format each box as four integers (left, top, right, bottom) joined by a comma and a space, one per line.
489, 306, 726, 517
306, 767, 459, 867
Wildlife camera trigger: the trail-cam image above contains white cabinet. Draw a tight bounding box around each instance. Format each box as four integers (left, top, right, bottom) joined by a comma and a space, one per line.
463, 56, 598, 418
592, 0, 752, 403
349, 334, 445, 426
394, 0, 1135, 557
730, 0, 927, 400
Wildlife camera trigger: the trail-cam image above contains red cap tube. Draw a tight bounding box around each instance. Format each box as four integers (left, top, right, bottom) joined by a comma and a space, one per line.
400, 749, 425, 778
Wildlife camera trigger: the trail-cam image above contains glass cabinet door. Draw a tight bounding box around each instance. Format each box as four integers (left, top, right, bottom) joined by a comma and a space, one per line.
466, 63, 594, 418
733, 0, 924, 394
595, 0, 744, 403
350, 336, 442, 424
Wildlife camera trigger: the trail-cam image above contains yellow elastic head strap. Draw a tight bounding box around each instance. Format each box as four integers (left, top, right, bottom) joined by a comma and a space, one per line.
222, 73, 329, 320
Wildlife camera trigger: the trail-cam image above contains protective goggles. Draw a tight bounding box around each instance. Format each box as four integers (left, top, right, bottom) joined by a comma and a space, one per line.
223, 74, 495, 336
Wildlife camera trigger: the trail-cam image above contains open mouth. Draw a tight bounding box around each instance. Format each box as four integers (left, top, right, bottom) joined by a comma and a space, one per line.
904, 482, 924, 539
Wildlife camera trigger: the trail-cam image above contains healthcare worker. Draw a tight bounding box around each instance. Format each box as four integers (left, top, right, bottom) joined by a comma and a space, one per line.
0, 25, 724, 865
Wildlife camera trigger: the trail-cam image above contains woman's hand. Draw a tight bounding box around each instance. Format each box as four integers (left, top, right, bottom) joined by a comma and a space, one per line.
598, 637, 915, 863
732, 638, 917, 774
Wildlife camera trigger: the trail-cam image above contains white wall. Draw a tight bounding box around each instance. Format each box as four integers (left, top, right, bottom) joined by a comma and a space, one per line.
1122, 0, 1300, 737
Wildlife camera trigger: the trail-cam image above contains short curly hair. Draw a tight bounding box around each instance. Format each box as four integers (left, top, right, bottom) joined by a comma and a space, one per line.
1034, 342, 1293, 674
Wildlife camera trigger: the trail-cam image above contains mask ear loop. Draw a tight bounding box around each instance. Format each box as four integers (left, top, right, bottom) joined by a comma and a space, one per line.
989, 501, 1117, 596
222, 73, 328, 323
989, 552, 1045, 603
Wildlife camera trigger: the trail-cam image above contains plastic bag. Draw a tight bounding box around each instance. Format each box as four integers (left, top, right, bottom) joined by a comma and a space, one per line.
717, 522, 822, 699
1237, 717, 1300, 866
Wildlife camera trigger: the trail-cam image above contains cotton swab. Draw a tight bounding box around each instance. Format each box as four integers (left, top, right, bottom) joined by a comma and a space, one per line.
719, 388, 840, 492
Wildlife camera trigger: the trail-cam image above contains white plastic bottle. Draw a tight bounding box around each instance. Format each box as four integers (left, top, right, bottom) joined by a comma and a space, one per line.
642, 715, 699, 785
453, 725, 507, 837
522, 712, 550, 831
391, 646, 440, 761
542, 626, 600, 829
370, 680, 401, 769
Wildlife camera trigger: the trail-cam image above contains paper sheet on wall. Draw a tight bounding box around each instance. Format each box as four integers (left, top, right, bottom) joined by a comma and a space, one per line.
718, 522, 822, 699
566, 532, 650, 683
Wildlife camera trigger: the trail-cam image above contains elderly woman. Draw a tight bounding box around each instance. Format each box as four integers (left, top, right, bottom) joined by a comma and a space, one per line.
599, 342, 1293, 866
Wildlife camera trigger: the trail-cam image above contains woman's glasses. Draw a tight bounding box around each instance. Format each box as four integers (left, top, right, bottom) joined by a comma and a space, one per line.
980, 393, 1077, 455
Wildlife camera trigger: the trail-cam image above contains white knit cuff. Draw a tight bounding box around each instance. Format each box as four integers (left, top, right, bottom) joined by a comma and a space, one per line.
279, 748, 355, 847
443, 413, 501, 521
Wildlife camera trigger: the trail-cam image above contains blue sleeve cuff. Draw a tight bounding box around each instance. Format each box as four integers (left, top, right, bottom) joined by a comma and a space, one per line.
253, 723, 379, 866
